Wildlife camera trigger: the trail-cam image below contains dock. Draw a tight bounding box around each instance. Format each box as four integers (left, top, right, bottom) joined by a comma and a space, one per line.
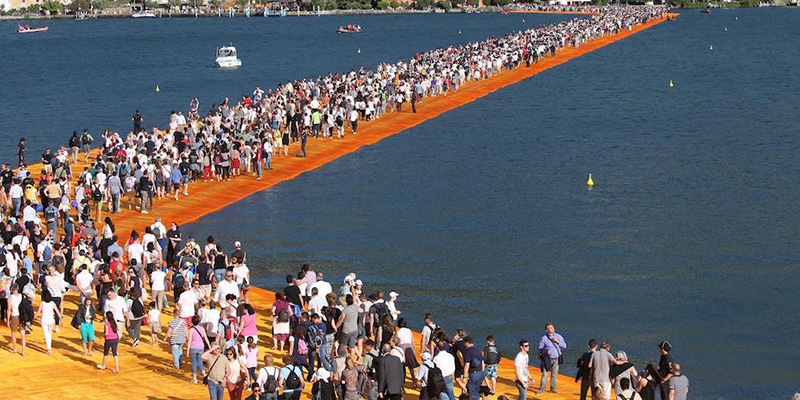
0, 13, 676, 400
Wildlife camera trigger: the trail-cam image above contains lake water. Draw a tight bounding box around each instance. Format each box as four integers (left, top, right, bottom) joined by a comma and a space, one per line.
3, 9, 799, 399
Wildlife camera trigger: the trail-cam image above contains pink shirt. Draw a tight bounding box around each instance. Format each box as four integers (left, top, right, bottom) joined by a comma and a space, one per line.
105, 321, 119, 340
240, 313, 257, 337
190, 325, 206, 350
245, 346, 258, 368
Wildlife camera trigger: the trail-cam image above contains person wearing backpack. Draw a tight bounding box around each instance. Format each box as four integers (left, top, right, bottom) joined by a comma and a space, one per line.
616, 377, 642, 400
256, 355, 280, 400
415, 352, 441, 400
482, 335, 501, 395
306, 313, 329, 375
125, 288, 145, 348
288, 325, 310, 376
277, 354, 305, 400
311, 368, 336, 400
80, 129, 93, 162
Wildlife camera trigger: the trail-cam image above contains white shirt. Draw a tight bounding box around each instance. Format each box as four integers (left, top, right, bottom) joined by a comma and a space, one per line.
11, 235, 29, 252
387, 300, 399, 321
515, 352, 530, 384
434, 350, 455, 377
76, 270, 94, 293
127, 242, 145, 265
142, 233, 158, 249
105, 296, 128, 322
150, 270, 167, 291
308, 295, 327, 316
214, 279, 239, 309
22, 206, 36, 223
203, 308, 221, 335
397, 327, 413, 345
9, 184, 23, 199
148, 309, 161, 326
45, 275, 65, 298
178, 290, 198, 318
310, 280, 332, 299
9, 293, 22, 317
150, 222, 167, 239
232, 265, 249, 286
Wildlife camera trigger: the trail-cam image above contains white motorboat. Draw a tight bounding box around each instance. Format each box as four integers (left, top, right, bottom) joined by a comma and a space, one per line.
214, 45, 242, 69
132, 11, 156, 18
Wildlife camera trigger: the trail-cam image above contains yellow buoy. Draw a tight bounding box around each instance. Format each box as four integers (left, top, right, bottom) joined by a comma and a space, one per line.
155, 85, 160, 92
357, 48, 361, 54
709, 44, 713, 51
587, 174, 594, 187
669, 80, 674, 88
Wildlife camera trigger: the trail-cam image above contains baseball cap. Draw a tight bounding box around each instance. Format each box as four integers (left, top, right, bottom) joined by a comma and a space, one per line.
389, 291, 399, 298
234, 241, 241, 247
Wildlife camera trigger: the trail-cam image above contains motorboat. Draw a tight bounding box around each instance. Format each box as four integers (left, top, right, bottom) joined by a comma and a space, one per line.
700, 8, 710, 13
132, 11, 157, 18
214, 45, 242, 69
499, 10, 510, 15
337, 24, 362, 33
17, 25, 48, 34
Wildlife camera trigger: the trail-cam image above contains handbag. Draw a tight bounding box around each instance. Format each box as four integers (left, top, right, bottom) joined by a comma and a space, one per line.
203, 354, 221, 385
546, 335, 565, 365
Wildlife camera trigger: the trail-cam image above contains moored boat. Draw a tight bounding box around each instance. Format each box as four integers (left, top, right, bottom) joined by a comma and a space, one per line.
337, 24, 362, 34
214, 45, 242, 69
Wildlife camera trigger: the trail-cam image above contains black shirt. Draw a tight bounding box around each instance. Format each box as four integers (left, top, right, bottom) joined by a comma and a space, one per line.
321, 306, 341, 334
658, 353, 674, 377
284, 285, 302, 306
196, 262, 212, 285
463, 346, 483, 374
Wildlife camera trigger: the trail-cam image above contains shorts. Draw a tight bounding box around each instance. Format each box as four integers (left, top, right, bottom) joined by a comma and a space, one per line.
150, 321, 162, 332
182, 175, 190, 184
80, 322, 95, 343
172, 182, 180, 190
594, 382, 612, 400
484, 364, 498, 378
339, 331, 357, 349
9, 316, 21, 331
104, 338, 119, 356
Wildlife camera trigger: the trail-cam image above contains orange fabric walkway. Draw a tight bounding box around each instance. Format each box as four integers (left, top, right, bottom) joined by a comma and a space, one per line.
0, 14, 674, 400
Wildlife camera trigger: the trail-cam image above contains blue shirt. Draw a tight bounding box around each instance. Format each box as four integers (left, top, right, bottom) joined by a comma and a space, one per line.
169, 168, 182, 184
538, 333, 566, 358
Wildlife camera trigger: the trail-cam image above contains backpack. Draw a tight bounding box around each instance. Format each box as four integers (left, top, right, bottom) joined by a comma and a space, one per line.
45, 206, 58, 223
277, 302, 291, 323
131, 299, 145, 318
172, 271, 185, 289
357, 368, 374, 397
19, 296, 34, 324
426, 363, 446, 397
220, 319, 234, 340
306, 324, 324, 350
371, 302, 390, 326
296, 336, 308, 355
284, 367, 301, 390
261, 367, 279, 393
92, 185, 103, 202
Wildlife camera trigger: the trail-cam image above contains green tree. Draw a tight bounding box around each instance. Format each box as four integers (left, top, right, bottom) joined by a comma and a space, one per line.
435, 0, 450, 10
466, 0, 478, 5
92, 0, 108, 9
68, 0, 91, 12
389, 0, 400, 6
415, 0, 433, 8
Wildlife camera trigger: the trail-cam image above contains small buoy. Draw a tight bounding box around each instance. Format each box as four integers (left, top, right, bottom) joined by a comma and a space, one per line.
724, 27, 728, 32
709, 44, 713, 51
587, 174, 594, 187
155, 85, 160, 92
522, 18, 525, 22
669, 80, 674, 88
357, 48, 361, 54
735, 17, 738, 21
458, 30, 461, 35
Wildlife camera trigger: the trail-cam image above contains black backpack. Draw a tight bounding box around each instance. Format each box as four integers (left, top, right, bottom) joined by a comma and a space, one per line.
306, 324, 324, 350
484, 344, 501, 365
131, 299, 145, 318
45, 206, 59, 224
262, 367, 279, 393
172, 271, 185, 289
426, 363, 446, 397
284, 367, 301, 390
19, 297, 34, 324
92, 185, 103, 202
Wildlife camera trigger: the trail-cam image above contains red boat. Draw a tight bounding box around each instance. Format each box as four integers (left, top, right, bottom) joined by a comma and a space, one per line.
700, 8, 710, 13
17, 25, 48, 34
337, 24, 362, 34
499, 10, 510, 15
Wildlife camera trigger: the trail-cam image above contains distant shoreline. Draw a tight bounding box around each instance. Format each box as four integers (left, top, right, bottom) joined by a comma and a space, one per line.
1, 7, 589, 21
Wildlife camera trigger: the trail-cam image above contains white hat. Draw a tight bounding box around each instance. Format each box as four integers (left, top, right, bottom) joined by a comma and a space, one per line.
344, 273, 356, 283
234, 241, 241, 247
389, 291, 399, 298
421, 352, 432, 361
355, 279, 363, 286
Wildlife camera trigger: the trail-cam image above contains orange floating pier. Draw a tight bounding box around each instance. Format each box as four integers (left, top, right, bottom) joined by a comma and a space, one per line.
0, 14, 675, 400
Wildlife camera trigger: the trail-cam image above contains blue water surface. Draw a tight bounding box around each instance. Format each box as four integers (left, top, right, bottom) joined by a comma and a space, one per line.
2, 9, 799, 400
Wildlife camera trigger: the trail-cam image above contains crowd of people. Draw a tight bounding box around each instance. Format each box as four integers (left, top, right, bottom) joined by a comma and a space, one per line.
0, 6, 667, 219
0, 6, 685, 400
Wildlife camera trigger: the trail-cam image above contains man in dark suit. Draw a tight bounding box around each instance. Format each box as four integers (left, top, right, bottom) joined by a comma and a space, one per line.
377, 343, 405, 400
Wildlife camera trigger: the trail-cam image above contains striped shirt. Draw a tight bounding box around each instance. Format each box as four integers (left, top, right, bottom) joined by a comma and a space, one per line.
168, 318, 187, 345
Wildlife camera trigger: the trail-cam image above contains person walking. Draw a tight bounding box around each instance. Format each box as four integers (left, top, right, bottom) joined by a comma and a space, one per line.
617, 378, 643, 400
165, 309, 188, 369
126, 288, 145, 347
72, 296, 96, 355
378, 343, 405, 400
589, 341, 625, 400
6, 283, 27, 355
97, 311, 120, 372
462, 336, 484, 400
202, 343, 229, 400
658, 341, 675, 400
34, 290, 62, 355
188, 315, 212, 383
537, 323, 566, 394
668, 364, 689, 400
575, 339, 597, 400
514, 340, 534, 400
225, 346, 247, 400
278, 354, 305, 400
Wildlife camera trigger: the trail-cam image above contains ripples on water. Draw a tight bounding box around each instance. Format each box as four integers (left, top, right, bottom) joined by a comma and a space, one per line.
3, 9, 799, 399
